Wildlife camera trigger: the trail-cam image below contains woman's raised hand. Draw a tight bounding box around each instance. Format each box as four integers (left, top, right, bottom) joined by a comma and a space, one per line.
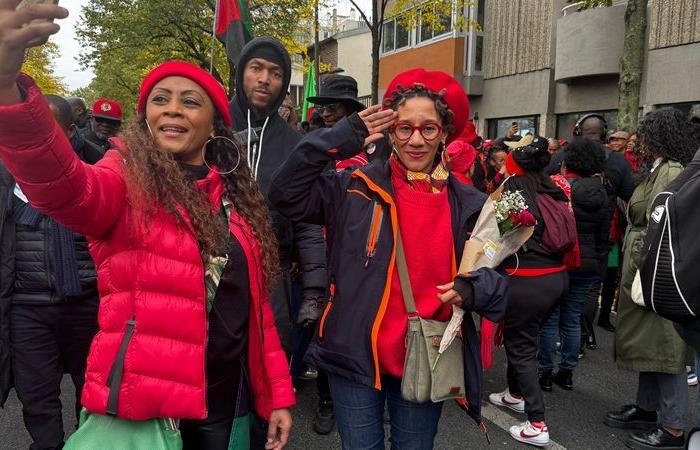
0, 0, 68, 102
358, 105, 397, 147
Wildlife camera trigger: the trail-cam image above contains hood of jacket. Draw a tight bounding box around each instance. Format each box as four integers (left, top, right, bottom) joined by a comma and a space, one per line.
233, 36, 292, 122
570, 176, 607, 212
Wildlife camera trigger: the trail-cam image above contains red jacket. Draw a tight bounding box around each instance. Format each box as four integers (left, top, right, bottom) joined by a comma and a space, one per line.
0, 74, 295, 420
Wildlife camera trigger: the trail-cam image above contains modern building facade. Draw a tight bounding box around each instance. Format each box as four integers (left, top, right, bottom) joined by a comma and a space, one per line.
379, 0, 700, 139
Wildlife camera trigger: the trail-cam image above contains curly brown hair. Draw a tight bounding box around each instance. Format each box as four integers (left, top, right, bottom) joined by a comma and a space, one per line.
121, 113, 279, 288
382, 83, 455, 137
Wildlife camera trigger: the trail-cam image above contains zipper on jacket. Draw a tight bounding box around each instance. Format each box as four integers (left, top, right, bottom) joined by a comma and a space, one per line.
364, 202, 384, 268
318, 281, 336, 339
105, 316, 136, 415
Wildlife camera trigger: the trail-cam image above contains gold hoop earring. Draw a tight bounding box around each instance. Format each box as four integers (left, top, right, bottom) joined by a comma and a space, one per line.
202, 136, 241, 175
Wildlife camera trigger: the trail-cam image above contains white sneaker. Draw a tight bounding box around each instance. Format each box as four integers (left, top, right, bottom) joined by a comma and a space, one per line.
488, 388, 525, 413
510, 420, 550, 447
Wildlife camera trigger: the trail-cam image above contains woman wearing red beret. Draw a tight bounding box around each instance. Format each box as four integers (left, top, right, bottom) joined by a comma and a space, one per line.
0, 5, 293, 449
270, 69, 508, 448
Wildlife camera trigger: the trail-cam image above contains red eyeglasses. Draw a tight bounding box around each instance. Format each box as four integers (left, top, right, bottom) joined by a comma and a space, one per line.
391, 122, 443, 142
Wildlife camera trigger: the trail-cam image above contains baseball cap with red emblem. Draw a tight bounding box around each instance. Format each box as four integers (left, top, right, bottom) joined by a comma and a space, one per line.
92, 98, 123, 122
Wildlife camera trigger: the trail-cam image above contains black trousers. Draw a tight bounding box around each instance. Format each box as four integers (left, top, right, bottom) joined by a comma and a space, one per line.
180, 369, 242, 450
599, 265, 620, 322
504, 271, 568, 422
10, 298, 99, 450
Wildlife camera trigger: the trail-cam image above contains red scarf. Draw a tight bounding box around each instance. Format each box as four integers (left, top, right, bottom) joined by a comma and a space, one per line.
389, 154, 449, 193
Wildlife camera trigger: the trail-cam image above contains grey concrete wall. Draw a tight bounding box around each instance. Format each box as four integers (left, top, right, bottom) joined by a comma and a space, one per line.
470, 69, 551, 119
642, 42, 700, 105
554, 4, 626, 81
554, 74, 620, 114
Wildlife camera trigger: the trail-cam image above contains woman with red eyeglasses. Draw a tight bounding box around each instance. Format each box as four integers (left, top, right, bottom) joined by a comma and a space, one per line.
270, 69, 507, 449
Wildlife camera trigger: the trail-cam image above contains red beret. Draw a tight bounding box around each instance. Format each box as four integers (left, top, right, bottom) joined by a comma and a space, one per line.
383, 69, 470, 143
137, 61, 232, 128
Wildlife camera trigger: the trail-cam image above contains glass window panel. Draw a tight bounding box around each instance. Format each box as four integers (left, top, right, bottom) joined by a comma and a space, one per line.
396, 18, 410, 48
475, 35, 484, 71
477, 0, 486, 30
434, 7, 452, 37
420, 9, 433, 42
383, 20, 395, 52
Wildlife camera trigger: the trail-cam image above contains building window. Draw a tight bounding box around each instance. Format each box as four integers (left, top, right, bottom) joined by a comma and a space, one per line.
383, 20, 396, 53
464, 0, 485, 76
487, 116, 539, 139
475, 35, 484, 71
419, 5, 452, 43
382, 15, 413, 54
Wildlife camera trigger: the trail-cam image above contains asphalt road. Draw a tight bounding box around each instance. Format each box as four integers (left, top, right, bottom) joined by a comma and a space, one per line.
1, 319, 697, 450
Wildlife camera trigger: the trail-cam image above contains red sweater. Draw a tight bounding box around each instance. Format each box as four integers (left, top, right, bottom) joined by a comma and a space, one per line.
377, 177, 454, 377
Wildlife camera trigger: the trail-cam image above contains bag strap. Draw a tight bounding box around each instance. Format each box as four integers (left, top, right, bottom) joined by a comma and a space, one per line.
395, 229, 418, 315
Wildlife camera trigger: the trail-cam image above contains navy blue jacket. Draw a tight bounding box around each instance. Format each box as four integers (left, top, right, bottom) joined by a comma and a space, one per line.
269, 115, 508, 424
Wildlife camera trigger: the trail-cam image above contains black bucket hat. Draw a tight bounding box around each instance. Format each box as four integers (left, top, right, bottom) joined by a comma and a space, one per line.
307, 75, 366, 113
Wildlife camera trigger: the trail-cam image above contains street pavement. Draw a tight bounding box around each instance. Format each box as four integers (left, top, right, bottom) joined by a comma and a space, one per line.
1, 319, 697, 449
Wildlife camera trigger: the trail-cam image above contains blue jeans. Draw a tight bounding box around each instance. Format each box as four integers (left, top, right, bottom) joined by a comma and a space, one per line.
328, 374, 443, 450
538, 274, 599, 373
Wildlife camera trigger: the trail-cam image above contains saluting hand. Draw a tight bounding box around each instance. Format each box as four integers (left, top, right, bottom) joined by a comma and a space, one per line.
0, 0, 68, 103
358, 105, 397, 148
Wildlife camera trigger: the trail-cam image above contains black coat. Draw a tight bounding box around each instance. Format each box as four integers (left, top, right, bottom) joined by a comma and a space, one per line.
269, 114, 508, 425
0, 149, 100, 406
568, 175, 611, 276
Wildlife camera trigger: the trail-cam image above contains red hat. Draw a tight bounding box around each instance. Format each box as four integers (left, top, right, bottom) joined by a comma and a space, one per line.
137, 61, 232, 128
92, 98, 122, 121
382, 69, 470, 143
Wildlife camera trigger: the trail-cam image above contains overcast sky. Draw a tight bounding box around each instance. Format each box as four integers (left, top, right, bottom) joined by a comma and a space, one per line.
52, 0, 372, 92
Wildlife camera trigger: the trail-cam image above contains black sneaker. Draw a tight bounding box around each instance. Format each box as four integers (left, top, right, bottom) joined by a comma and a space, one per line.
604, 405, 658, 430
625, 426, 684, 449
313, 400, 335, 435
553, 370, 573, 390
539, 372, 553, 392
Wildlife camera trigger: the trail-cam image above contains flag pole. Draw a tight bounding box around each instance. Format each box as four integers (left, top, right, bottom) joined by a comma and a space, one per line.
210, 0, 219, 73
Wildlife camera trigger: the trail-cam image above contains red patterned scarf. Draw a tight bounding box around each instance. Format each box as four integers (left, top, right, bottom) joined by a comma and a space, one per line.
389, 153, 449, 193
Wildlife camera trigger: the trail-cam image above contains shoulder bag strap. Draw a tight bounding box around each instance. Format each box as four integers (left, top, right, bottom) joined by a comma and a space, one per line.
395, 229, 418, 315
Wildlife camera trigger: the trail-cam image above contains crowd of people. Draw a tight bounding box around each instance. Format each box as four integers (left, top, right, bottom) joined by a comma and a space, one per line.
1, 2, 700, 450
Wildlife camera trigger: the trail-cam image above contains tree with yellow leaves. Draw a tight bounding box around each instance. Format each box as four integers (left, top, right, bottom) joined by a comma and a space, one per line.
21, 41, 67, 95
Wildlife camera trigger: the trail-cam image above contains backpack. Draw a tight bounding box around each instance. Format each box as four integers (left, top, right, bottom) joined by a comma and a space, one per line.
637, 170, 700, 323
536, 193, 578, 256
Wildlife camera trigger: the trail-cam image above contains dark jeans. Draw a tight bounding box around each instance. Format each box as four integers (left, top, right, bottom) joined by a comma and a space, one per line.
328, 374, 443, 450
10, 298, 99, 450
505, 271, 568, 422
539, 274, 599, 373
636, 371, 688, 430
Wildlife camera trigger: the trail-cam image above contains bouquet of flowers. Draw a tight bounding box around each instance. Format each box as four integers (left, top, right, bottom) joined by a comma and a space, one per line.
438, 184, 536, 364
494, 190, 537, 236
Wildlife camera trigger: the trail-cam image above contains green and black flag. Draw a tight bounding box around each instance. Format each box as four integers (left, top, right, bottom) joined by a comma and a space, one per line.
215, 0, 253, 65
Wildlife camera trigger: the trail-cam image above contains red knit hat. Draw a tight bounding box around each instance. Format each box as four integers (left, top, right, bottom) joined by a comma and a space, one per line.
137, 61, 233, 127
382, 69, 470, 143
92, 98, 122, 121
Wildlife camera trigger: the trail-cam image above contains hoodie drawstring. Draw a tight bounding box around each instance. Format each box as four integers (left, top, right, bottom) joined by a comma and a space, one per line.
246, 109, 270, 180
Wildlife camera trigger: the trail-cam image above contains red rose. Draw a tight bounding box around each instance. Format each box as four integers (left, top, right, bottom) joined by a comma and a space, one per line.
519, 210, 537, 227
508, 211, 521, 225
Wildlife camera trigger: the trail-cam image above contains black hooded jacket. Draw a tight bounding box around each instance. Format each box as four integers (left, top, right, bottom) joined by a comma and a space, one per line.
230, 37, 326, 292
568, 175, 610, 276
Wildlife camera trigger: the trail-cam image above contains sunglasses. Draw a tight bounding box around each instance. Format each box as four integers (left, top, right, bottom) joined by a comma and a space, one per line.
391, 122, 443, 142
94, 117, 121, 126
316, 103, 343, 114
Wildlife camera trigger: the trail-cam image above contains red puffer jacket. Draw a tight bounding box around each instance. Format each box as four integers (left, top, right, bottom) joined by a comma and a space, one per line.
0, 74, 295, 420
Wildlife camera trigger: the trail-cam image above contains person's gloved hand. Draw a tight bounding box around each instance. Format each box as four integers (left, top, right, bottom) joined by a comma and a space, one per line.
297, 288, 327, 329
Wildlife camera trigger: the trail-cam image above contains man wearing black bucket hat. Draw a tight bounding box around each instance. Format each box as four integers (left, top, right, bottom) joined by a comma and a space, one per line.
308, 75, 366, 128
309, 75, 390, 163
